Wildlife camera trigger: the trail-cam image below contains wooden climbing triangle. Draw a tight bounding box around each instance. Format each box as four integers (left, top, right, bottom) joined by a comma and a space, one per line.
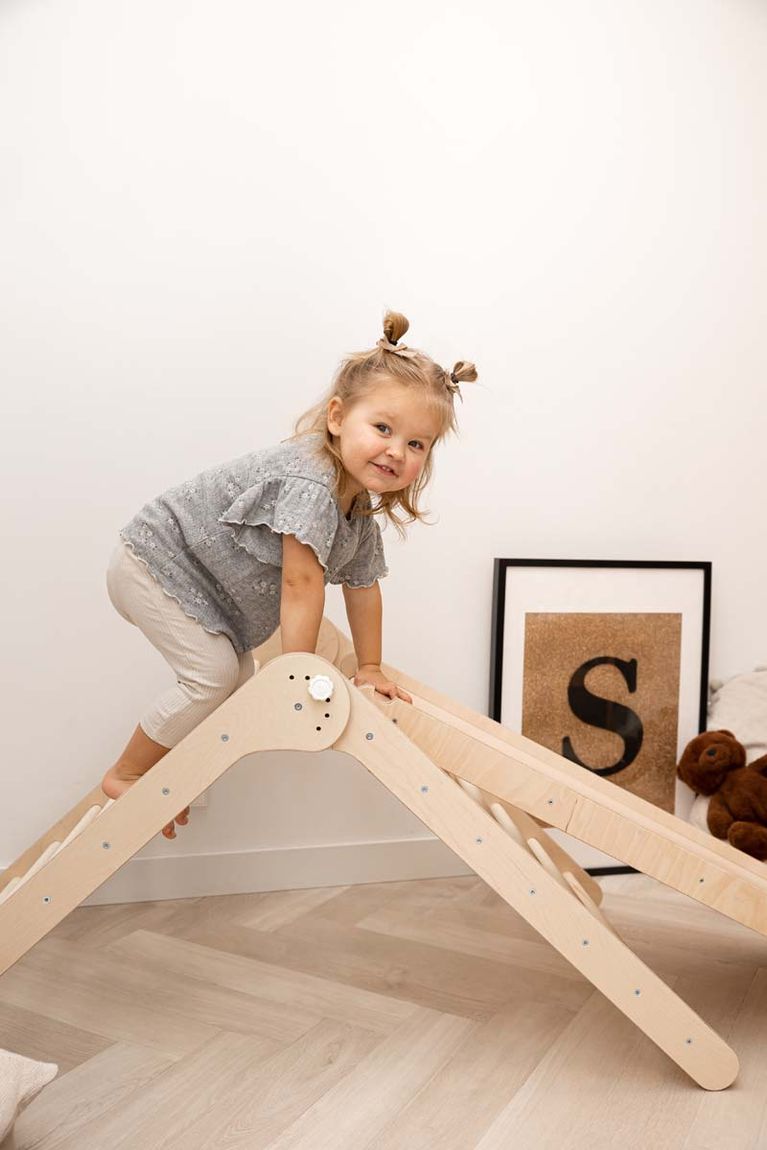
2, 619, 765, 1090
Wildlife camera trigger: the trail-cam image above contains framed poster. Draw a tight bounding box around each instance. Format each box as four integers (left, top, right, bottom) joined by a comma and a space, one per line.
489, 559, 711, 872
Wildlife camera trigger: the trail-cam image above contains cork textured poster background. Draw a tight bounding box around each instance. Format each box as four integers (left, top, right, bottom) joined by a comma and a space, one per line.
521, 612, 682, 811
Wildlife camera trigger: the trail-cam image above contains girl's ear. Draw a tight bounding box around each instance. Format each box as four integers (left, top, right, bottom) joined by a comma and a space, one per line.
327, 396, 344, 435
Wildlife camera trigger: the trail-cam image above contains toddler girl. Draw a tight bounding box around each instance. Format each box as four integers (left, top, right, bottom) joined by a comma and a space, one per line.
103, 311, 477, 838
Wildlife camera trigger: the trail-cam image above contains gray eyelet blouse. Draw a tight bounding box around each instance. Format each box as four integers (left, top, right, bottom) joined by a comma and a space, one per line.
118, 432, 388, 654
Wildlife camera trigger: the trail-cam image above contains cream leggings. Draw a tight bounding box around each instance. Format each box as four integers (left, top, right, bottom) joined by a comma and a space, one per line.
106, 540, 256, 748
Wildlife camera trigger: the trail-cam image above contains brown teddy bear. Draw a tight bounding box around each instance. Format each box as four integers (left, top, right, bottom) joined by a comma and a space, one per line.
677, 729, 767, 860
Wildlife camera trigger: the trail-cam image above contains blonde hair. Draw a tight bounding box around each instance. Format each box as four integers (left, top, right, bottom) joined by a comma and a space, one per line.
291, 310, 477, 536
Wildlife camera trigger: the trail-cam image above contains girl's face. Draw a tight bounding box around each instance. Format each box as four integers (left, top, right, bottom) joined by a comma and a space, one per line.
327, 379, 440, 501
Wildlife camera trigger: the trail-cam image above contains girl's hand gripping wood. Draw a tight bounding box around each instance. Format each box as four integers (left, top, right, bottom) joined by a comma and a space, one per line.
354, 664, 412, 704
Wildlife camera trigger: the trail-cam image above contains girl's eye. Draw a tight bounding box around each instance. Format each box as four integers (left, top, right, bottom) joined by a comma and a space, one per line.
373, 423, 424, 450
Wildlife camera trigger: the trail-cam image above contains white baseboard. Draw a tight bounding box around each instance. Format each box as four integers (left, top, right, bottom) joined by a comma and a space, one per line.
81, 836, 474, 906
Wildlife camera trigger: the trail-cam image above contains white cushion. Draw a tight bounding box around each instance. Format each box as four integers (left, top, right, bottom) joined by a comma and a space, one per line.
0, 1048, 58, 1142
690, 793, 711, 835
708, 666, 767, 763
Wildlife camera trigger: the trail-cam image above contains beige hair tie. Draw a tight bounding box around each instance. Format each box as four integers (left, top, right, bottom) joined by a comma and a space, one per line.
376, 337, 419, 360
444, 371, 462, 398
444, 361, 478, 401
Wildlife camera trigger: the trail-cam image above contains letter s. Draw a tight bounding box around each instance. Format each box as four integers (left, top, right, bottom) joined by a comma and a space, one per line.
562, 656, 644, 776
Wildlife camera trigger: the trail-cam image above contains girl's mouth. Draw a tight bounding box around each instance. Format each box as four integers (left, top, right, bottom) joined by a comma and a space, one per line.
372, 462, 397, 477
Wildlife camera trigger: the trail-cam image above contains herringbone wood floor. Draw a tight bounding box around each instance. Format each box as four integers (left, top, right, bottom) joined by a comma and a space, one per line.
3, 872, 767, 1150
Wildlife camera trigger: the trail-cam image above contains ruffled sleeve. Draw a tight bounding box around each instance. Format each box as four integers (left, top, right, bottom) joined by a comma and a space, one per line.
330, 515, 389, 587
218, 475, 339, 570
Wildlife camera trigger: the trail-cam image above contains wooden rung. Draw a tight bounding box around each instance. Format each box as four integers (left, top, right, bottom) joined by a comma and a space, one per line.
450, 773, 605, 911
0, 841, 62, 905
60, 801, 114, 847
49, 800, 114, 862
454, 777, 485, 804
0, 876, 22, 907
564, 872, 615, 929
526, 835, 573, 886
488, 800, 531, 850
456, 762, 605, 906
485, 794, 605, 908
457, 779, 537, 858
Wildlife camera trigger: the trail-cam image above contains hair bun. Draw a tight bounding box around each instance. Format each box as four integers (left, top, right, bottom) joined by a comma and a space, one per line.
382, 310, 410, 346
450, 360, 478, 384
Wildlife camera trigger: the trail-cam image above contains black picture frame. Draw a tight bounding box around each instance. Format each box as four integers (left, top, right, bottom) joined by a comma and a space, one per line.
489, 559, 712, 875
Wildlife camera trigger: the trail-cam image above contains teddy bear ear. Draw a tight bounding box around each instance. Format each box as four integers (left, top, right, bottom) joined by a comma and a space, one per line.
718, 729, 736, 739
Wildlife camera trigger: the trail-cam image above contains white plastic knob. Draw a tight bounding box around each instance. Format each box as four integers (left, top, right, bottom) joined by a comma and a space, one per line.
308, 674, 334, 701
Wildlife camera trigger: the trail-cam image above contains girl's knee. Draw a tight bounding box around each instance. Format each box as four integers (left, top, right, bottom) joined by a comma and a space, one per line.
178, 647, 241, 704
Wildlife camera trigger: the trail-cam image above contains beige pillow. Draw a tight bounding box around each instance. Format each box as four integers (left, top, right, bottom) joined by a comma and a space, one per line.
0, 1049, 58, 1142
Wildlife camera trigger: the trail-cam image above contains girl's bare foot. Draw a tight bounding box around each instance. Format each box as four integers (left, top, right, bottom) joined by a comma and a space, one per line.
101, 763, 190, 840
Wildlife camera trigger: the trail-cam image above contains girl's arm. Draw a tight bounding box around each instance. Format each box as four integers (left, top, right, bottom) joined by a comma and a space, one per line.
280, 534, 326, 653
342, 581, 412, 703
342, 580, 382, 668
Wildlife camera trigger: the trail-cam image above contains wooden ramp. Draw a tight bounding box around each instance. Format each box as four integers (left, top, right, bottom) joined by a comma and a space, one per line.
2, 619, 764, 1090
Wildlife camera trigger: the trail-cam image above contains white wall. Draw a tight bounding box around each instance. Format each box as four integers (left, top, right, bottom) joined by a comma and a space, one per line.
2, 0, 765, 883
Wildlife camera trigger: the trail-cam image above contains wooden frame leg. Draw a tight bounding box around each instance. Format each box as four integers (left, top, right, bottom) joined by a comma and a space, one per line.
337, 690, 739, 1090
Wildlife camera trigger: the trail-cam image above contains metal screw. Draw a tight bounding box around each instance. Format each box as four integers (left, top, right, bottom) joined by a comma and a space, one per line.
529, 888, 536, 896
421, 785, 429, 793
162, 787, 170, 796
43, 895, 52, 904
221, 734, 230, 741
294, 703, 303, 711
365, 732, 374, 741
547, 799, 554, 806
634, 989, 641, 996
699, 877, 705, 884
582, 939, 590, 946
475, 837, 483, 844
685, 1038, 693, 1045
102, 842, 111, 850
